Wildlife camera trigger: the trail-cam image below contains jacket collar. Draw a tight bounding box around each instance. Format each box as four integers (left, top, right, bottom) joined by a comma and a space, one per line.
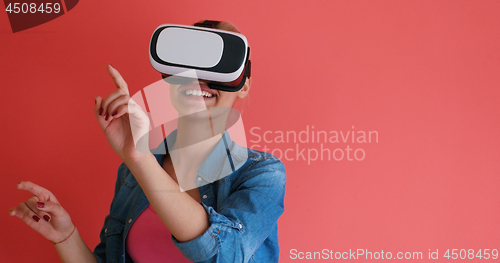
152, 129, 247, 184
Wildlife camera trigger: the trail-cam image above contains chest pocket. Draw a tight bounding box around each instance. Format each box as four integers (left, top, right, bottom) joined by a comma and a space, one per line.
122, 168, 139, 188
105, 215, 125, 236
104, 215, 126, 263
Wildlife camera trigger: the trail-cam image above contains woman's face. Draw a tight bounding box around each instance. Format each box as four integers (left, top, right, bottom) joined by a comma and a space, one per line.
169, 78, 251, 116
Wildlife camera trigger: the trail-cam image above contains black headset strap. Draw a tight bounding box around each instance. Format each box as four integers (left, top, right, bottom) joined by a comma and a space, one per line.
194, 20, 221, 28
245, 59, 251, 78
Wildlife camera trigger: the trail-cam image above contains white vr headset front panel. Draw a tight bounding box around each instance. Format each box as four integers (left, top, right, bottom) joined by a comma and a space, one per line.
149, 24, 249, 83
156, 27, 224, 68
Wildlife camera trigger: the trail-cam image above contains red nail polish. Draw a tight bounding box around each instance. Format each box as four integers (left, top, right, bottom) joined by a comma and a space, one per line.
37, 202, 44, 208
99, 108, 103, 116
111, 112, 116, 117
32, 215, 40, 222
43, 215, 50, 221
105, 114, 109, 121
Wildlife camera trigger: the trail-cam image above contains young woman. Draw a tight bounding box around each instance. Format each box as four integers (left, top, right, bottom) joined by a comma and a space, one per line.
8, 20, 286, 263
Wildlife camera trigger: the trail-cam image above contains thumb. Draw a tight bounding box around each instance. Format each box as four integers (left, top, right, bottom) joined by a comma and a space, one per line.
128, 98, 151, 154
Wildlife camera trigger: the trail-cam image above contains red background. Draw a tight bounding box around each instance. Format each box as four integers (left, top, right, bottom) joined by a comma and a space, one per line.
1, 0, 499, 262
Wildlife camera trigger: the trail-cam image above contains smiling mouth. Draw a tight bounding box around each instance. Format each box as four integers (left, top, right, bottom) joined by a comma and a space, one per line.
182, 89, 215, 98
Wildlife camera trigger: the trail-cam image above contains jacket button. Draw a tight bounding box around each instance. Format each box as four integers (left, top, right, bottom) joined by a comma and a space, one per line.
128, 219, 132, 223
104, 228, 107, 233
202, 195, 207, 199
197, 177, 202, 182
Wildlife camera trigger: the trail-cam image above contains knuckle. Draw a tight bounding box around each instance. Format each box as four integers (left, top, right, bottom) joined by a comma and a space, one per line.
122, 94, 130, 102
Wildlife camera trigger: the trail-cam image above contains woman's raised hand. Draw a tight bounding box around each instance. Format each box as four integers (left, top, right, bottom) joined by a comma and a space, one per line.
94, 64, 151, 162
8, 181, 75, 244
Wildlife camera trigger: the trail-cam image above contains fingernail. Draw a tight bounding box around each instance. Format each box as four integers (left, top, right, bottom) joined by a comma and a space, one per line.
17, 181, 21, 186
105, 114, 109, 121
8, 209, 13, 216
111, 112, 116, 117
43, 215, 50, 222
109, 63, 113, 68
32, 215, 40, 222
99, 108, 103, 116
37, 202, 44, 208
95, 97, 97, 105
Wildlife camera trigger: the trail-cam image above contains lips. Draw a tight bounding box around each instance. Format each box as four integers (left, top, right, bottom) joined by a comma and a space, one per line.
179, 82, 218, 97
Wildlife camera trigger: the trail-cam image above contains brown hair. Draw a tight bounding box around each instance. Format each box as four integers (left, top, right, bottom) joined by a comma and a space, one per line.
193, 20, 241, 33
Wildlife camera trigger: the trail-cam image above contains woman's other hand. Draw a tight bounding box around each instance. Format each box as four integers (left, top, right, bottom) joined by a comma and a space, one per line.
8, 181, 75, 244
94, 64, 151, 162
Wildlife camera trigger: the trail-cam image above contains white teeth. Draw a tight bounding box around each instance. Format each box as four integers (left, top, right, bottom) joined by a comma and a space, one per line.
183, 90, 213, 97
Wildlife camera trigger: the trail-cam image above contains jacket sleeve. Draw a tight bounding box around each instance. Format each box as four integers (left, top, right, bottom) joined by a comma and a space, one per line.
171, 155, 287, 263
93, 162, 126, 263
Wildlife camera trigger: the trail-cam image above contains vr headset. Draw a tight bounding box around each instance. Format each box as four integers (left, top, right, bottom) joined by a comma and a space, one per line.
149, 20, 251, 92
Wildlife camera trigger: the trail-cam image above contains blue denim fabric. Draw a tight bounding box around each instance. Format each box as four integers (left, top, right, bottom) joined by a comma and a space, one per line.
93, 129, 286, 263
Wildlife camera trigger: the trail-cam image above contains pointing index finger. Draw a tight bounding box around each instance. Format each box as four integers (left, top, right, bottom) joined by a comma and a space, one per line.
107, 63, 130, 96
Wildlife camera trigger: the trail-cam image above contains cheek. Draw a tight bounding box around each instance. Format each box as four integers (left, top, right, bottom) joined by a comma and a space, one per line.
216, 93, 238, 107
169, 85, 182, 110
169, 85, 179, 97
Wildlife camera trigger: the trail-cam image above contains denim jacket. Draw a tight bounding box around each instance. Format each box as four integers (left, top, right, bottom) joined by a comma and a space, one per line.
93, 129, 286, 263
